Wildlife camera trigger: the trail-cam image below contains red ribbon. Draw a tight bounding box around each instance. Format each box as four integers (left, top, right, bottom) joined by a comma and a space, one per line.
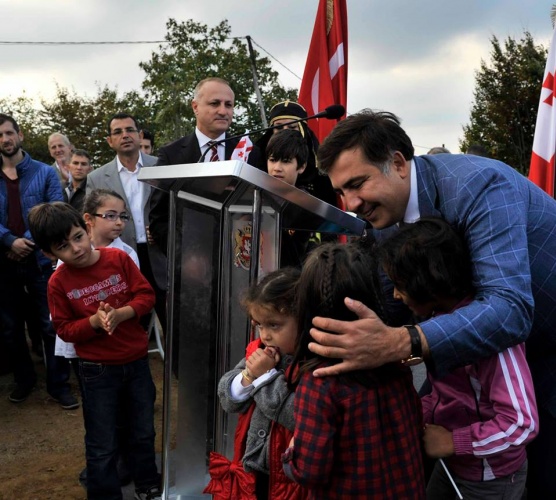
203, 451, 256, 500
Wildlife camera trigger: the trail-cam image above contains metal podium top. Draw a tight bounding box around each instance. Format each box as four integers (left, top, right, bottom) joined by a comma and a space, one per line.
138, 160, 366, 236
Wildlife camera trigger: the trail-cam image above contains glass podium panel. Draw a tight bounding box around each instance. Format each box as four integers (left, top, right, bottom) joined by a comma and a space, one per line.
139, 161, 365, 499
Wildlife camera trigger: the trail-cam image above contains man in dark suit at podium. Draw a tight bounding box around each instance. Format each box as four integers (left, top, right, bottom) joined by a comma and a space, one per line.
149, 77, 262, 253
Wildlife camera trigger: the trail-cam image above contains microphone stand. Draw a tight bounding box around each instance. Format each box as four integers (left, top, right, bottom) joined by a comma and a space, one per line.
197, 108, 342, 163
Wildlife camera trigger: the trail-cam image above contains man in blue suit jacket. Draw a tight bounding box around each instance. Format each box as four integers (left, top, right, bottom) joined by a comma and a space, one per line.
308, 110, 556, 498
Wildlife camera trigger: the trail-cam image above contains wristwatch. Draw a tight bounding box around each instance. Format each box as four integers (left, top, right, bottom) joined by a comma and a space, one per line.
401, 325, 424, 366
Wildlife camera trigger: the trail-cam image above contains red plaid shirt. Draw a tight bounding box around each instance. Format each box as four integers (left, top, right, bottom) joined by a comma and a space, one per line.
288, 364, 425, 499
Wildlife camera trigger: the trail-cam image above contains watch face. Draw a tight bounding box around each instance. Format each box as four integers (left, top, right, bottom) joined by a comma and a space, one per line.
401, 356, 424, 367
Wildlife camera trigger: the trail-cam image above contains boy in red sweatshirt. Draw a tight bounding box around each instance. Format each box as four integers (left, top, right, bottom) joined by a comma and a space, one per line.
28, 201, 161, 500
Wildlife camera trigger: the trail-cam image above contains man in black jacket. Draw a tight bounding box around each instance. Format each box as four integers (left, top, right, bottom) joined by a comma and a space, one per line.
149, 77, 262, 253
63, 149, 92, 213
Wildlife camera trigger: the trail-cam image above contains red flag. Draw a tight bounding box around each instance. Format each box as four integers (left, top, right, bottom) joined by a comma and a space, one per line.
529, 27, 556, 197
298, 0, 348, 143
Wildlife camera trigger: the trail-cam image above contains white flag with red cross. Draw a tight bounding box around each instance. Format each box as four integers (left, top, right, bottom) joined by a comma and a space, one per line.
529, 27, 556, 197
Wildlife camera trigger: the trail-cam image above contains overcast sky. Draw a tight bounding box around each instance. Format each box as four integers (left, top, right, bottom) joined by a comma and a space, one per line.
0, 0, 553, 153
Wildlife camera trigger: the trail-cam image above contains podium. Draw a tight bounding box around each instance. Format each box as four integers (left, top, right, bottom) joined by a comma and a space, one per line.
139, 160, 365, 499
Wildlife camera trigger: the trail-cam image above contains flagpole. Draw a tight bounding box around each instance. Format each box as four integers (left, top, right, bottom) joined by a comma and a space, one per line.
246, 35, 268, 128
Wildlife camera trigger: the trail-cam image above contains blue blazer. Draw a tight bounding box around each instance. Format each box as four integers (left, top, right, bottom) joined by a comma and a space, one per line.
377, 153, 556, 414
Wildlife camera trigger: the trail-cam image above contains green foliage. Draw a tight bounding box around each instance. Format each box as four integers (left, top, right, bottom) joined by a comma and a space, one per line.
0, 93, 51, 164
140, 18, 297, 146
0, 86, 152, 167
461, 32, 547, 174
39, 85, 153, 167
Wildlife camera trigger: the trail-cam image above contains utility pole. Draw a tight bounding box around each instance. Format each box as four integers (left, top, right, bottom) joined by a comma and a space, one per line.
245, 36, 268, 127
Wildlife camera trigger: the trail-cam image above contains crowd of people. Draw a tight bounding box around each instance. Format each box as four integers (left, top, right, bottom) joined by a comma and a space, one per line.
2, 75, 556, 500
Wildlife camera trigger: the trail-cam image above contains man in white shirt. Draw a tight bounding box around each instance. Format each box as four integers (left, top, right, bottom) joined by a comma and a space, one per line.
86, 113, 167, 331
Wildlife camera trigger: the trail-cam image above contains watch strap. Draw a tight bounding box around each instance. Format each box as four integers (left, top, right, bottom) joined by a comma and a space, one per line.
405, 325, 423, 358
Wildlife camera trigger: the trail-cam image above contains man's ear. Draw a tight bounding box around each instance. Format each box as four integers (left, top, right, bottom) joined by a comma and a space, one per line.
297, 162, 307, 175
392, 151, 410, 179
106, 135, 114, 149
191, 99, 198, 115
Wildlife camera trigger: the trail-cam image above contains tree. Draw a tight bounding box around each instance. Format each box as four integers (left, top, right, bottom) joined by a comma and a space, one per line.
140, 18, 298, 146
1, 86, 152, 167
461, 32, 547, 174
0, 93, 51, 164
40, 85, 153, 167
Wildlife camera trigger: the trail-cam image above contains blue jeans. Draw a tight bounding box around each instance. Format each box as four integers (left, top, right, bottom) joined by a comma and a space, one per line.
79, 356, 159, 500
0, 259, 71, 396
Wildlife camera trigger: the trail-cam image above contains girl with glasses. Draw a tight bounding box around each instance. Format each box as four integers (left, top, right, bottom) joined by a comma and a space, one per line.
83, 189, 139, 268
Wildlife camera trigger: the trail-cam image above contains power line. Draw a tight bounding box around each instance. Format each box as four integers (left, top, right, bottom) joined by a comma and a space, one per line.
0, 40, 166, 45
248, 37, 302, 81
0, 36, 302, 83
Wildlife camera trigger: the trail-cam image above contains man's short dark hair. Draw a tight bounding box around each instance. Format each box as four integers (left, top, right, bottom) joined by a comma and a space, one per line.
0, 113, 20, 133
71, 149, 91, 161
317, 109, 415, 174
28, 202, 86, 252
141, 129, 154, 146
107, 113, 139, 135
266, 129, 308, 170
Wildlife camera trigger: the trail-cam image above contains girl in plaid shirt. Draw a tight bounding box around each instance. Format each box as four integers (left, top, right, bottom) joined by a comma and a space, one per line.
284, 242, 425, 499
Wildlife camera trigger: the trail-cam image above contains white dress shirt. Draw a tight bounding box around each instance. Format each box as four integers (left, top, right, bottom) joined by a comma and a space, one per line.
195, 129, 226, 162
402, 159, 421, 224
116, 153, 147, 244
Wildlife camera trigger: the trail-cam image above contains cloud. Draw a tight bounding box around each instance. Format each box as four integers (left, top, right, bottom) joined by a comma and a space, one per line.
0, 0, 553, 155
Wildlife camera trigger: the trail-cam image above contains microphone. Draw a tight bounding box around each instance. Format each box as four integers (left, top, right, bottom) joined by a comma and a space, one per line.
198, 104, 346, 162
312, 104, 345, 120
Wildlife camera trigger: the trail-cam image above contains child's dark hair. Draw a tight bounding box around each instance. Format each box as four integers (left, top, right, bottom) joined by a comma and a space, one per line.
377, 217, 473, 303
241, 267, 301, 316
289, 241, 391, 387
83, 189, 126, 216
28, 202, 86, 252
266, 129, 309, 171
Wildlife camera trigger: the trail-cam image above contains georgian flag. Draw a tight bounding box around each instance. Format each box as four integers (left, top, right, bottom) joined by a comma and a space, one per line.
529, 26, 556, 197
231, 136, 254, 162
298, 0, 348, 142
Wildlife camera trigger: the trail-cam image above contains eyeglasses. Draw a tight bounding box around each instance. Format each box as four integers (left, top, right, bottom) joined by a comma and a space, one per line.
109, 127, 138, 136
93, 212, 130, 222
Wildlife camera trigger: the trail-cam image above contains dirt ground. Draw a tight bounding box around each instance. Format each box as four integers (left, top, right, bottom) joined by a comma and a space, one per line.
0, 347, 165, 500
